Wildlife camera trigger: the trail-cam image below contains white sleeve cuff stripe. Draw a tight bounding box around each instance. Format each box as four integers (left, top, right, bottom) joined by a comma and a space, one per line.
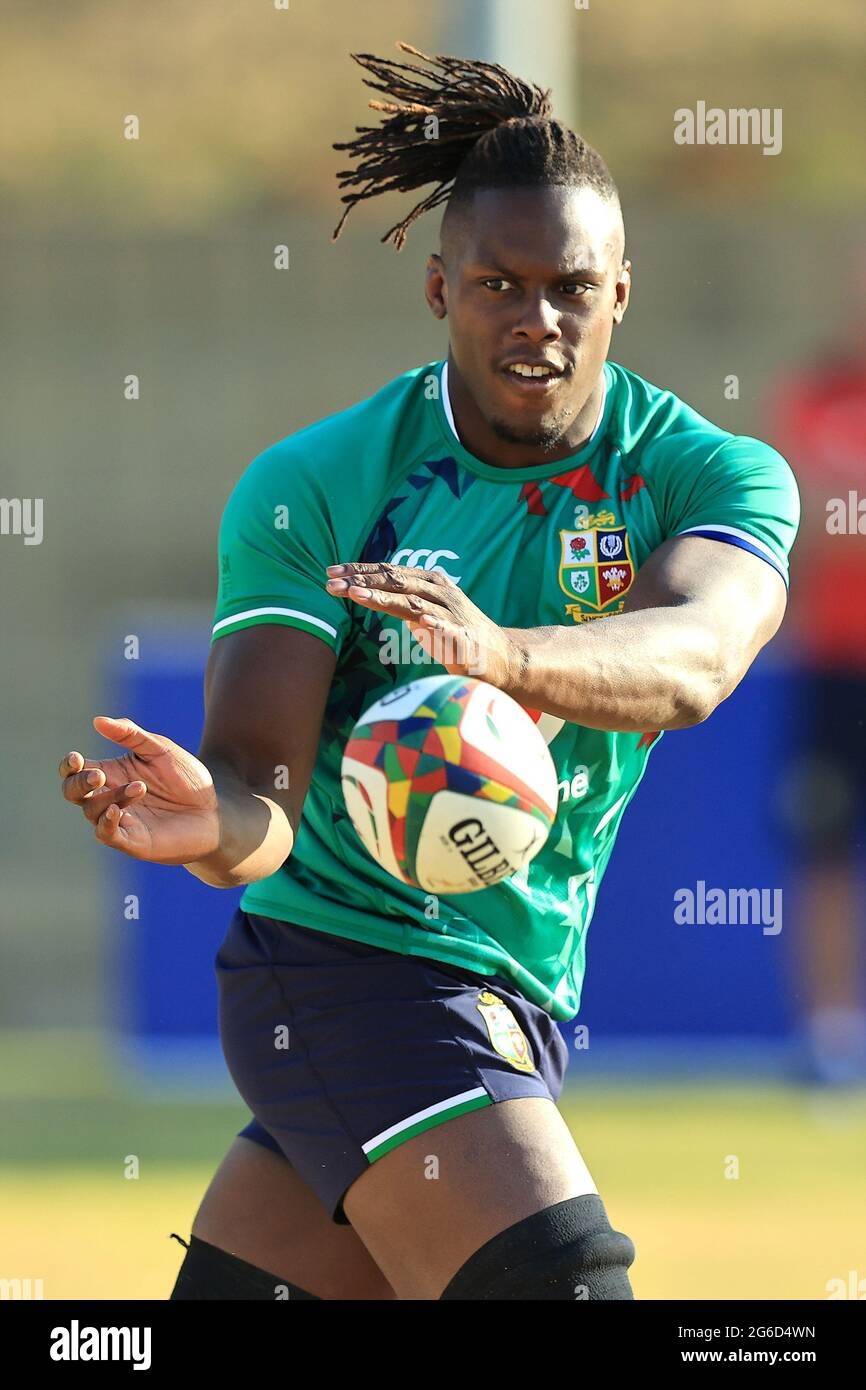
677, 524, 782, 565
677, 528, 789, 583
212, 606, 339, 638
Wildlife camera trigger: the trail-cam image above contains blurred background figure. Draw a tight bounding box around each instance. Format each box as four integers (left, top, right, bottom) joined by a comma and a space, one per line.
767, 257, 866, 1086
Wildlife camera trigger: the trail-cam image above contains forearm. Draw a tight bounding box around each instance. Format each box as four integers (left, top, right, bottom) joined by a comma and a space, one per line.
503, 607, 729, 732
184, 772, 295, 889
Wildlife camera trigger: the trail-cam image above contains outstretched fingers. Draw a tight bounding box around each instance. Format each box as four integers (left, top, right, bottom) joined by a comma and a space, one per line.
91, 715, 168, 759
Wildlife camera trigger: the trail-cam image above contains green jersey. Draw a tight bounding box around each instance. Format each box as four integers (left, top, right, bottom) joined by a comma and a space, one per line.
211, 358, 799, 1020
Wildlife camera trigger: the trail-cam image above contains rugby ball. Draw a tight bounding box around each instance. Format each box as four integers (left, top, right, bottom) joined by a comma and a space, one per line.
340, 674, 558, 894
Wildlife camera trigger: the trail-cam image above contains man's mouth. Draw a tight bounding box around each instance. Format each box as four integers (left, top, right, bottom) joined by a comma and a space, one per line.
500, 360, 568, 393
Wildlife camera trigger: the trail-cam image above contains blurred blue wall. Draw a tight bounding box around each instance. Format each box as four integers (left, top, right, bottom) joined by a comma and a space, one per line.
108, 625, 841, 1084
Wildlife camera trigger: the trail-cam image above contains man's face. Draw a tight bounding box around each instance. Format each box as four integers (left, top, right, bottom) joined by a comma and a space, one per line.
427, 184, 630, 452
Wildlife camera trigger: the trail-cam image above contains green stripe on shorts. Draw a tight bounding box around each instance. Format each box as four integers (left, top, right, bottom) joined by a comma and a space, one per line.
363, 1087, 492, 1163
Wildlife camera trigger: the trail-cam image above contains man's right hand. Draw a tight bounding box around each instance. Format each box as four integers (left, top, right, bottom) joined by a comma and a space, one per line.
60, 626, 338, 884
59, 715, 221, 864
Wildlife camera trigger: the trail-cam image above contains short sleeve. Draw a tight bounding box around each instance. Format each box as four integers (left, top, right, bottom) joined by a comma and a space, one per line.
211, 440, 352, 654
650, 434, 801, 586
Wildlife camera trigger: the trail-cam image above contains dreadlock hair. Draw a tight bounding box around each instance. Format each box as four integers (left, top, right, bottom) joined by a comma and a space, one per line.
332, 42, 620, 251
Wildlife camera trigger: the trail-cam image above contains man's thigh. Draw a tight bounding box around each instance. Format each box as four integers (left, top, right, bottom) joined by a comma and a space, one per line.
343, 1095, 598, 1300
217, 911, 573, 1225
191, 1136, 396, 1300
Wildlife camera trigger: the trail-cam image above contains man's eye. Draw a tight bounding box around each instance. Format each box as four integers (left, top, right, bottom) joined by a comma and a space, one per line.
561, 283, 590, 296
482, 278, 513, 292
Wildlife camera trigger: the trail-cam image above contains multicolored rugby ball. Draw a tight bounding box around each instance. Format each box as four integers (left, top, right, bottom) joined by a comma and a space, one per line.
340, 674, 559, 895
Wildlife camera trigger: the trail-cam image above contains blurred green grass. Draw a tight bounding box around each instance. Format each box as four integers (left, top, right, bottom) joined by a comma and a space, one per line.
2, 1031, 865, 1298
0, 1029, 246, 1163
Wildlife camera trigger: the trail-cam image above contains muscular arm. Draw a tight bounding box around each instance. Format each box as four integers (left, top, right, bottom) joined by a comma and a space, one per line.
502, 536, 788, 732
185, 625, 337, 888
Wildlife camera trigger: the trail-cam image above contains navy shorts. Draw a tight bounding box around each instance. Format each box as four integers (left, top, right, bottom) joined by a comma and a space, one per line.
215, 908, 570, 1223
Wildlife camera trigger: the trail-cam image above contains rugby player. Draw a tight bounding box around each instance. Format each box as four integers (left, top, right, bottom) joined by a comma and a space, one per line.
58, 45, 799, 1300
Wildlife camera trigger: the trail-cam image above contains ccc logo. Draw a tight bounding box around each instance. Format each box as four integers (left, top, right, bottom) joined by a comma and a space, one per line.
390, 547, 462, 584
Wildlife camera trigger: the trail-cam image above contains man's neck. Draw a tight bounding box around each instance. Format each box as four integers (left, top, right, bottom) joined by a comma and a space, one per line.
442, 357, 606, 469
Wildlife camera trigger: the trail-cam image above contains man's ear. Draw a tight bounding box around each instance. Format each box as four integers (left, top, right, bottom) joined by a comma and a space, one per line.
613, 259, 632, 326
425, 253, 448, 320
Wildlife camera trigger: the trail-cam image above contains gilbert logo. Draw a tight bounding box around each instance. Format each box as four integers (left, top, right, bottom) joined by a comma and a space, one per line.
50, 1320, 152, 1371
390, 546, 461, 583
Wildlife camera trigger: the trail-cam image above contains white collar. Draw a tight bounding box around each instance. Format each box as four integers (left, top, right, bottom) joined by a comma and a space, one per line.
440, 359, 607, 451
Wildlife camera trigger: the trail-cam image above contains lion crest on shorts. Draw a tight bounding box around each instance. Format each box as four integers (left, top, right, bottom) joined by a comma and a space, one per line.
476, 990, 536, 1073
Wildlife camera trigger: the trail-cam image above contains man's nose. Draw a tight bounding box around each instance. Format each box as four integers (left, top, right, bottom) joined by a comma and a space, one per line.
512, 296, 562, 342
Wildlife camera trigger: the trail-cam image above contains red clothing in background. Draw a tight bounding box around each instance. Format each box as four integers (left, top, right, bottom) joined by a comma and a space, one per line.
767, 358, 866, 671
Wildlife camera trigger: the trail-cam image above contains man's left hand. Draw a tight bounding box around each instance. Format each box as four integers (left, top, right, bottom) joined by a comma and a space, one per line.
325, 561, 521, 687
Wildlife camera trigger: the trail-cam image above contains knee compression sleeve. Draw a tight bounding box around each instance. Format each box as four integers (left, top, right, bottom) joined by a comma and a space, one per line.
439, 1195, 635, 1301
169, 1234, 321, 1300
